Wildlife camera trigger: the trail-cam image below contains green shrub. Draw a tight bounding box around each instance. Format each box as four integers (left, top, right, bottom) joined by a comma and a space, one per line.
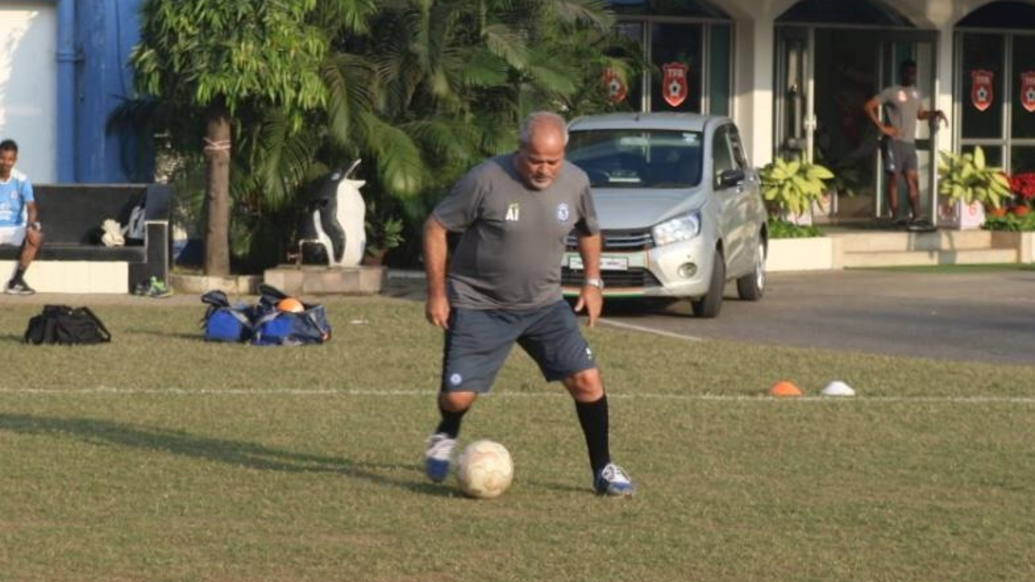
767, 217, 823, 239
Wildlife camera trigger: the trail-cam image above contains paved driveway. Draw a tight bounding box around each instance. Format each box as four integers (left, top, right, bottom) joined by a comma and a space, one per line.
597, 269, 1035, 366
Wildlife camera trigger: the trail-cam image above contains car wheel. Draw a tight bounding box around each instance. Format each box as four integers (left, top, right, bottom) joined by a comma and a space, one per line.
736, 237, 766, 301
691, 248, 725, 318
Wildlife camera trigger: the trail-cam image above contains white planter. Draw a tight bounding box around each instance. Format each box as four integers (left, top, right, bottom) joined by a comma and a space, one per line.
767, 237, 835, 272
780, 209, 814, 226
812, 191, 838, 218
937, 198, 985, 230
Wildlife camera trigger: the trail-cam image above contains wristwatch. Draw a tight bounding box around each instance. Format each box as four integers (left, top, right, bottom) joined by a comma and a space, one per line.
29, 221, 41, 231
583, 277, 604, 290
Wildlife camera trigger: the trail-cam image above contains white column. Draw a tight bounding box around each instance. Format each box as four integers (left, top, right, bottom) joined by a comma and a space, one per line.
733, 16, 776, 167
934, 22, 956, 154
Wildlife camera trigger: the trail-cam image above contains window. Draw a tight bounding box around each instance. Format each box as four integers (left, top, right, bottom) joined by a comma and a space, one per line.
712, 125, 735, 186
567, 129, 704, 188
728, 127, 749, 169
611, 1, 732, 114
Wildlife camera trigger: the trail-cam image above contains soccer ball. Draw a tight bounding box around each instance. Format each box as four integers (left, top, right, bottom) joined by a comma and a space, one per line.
456, 439, 513, 499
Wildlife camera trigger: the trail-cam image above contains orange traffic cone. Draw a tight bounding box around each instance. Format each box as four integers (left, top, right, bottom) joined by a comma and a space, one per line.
769, 380, 802, 397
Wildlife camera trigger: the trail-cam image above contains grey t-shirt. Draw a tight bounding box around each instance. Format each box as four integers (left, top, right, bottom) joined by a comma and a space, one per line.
879, 85, 922, 144
432, 153, 599, 310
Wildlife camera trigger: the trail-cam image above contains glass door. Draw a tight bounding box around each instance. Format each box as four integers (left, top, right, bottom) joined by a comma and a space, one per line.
877, 33, 939, 221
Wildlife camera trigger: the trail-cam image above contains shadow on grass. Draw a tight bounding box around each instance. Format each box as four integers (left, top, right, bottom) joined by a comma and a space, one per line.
123, 329, 206, 341
0, 413, 450, 497
0, 334, 24, 344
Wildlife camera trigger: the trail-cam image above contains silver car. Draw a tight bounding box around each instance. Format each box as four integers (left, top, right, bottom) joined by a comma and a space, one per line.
563, 113, 768, 317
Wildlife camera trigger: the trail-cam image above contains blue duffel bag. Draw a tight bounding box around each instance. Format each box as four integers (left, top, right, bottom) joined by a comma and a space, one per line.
201, 290, 255, 342
249, 284, 332, 346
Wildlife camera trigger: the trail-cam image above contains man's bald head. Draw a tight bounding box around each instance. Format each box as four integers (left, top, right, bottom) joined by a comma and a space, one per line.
515, 112, 568, 190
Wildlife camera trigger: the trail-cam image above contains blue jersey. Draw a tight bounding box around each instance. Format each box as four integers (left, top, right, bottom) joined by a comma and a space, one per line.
0, 170, 33, 227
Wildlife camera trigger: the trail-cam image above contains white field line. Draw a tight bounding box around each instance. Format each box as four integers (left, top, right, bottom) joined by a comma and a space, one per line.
597, 318, 702, 342
1, 387, 1034, 404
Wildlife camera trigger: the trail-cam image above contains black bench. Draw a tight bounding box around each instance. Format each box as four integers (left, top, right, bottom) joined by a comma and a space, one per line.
0, 184, 170, 292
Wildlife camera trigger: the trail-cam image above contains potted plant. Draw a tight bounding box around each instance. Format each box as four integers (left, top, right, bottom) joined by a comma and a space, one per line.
759, 156, 835, 226
363, 210, 404, 266
936, 146, 1011, 229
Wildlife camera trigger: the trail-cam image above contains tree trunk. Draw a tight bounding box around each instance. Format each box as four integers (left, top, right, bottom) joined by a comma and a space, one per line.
203, 100, 232, 276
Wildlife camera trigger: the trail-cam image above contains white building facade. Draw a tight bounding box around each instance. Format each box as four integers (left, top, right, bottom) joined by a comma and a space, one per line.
609, 0, 1035, 220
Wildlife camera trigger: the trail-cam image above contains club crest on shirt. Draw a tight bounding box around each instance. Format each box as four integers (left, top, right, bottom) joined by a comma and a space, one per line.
897, 90, 907, 103
505, 202, 520, 222
556, 203, 570, 223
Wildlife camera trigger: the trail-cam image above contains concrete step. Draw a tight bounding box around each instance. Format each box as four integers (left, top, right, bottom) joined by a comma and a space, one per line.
842, 248, 1019, 268
264, 265, 385, 295
831, 230, 993, 253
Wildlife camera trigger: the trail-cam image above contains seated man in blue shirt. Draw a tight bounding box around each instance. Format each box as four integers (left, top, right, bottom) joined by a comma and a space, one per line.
0, 139, 42, 295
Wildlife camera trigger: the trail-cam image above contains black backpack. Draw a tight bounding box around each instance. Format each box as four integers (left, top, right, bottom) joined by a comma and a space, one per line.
24, 305, 112, 345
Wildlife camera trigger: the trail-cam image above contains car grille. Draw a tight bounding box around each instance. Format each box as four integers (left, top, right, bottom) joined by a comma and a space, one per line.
561, 267, 661, 289
567, 229, 654, 251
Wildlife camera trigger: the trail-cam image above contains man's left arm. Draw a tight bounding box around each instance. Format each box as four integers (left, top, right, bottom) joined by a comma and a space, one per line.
574, 232, 603, 327
918, 102, 948, 126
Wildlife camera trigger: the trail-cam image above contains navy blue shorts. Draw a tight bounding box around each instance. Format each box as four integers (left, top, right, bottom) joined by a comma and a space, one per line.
441, 300, 596, 393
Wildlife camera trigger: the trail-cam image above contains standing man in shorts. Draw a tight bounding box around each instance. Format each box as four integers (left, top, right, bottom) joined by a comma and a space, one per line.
865, 59, 947, 226
422, 111, 633, 496
0, 139, 41, 295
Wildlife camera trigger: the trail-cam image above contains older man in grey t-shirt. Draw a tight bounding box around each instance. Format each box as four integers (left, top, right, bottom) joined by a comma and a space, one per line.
421, 111, 633, 496
865, 59, 947, 226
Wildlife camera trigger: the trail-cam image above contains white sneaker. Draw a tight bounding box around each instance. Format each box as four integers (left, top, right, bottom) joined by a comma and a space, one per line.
424, 432, 456, 483
594, 463, 634, 497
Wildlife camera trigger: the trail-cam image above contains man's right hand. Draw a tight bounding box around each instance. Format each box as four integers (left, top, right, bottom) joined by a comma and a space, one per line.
426, 294, 450, 329
881, 124, 899, 138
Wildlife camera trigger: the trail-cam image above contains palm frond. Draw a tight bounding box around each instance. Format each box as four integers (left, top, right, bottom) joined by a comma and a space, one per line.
483, 23, 529, 70
360, 112, 427, 199
547, 0, 614, 31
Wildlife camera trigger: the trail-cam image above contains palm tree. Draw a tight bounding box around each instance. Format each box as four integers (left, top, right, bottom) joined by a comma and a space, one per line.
131, 0, 375, 276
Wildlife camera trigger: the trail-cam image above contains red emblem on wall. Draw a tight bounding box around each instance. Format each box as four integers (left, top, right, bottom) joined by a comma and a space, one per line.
601, 67, 627, 103
971, 69, 994, 112
661, 62, 688, 108
1021, 71, 1035, 113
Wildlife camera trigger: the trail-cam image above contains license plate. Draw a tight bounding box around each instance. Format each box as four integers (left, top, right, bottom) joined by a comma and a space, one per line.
568, 255, 629, 271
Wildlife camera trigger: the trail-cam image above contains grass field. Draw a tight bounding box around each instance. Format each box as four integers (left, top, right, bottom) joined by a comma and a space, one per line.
1, 297, 1033, 582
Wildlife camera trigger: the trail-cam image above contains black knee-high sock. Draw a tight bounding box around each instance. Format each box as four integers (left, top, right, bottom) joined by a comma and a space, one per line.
575, 395, 611, 475
435, 402, 468, 438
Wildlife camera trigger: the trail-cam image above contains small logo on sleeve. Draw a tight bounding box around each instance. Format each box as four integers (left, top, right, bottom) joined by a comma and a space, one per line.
556, 203, 570, 223
506, 203, 520, 222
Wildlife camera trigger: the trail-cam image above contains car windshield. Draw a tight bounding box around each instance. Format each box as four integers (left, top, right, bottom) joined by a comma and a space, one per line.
567, 129, 703, 189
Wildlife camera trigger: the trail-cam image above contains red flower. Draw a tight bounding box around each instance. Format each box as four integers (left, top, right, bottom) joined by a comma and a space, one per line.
1013, 205, 1030, 216
1010, 172, 1035, 200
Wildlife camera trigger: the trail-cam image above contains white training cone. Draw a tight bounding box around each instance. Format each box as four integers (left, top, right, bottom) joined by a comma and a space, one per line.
821, 381, 856, 397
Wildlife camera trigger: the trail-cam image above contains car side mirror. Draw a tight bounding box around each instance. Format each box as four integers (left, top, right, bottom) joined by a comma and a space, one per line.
717, 168, 745, 190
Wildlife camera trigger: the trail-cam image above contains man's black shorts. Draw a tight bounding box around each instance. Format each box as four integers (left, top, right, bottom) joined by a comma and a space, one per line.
883, 139, 919, 174
441, 300, 596, 393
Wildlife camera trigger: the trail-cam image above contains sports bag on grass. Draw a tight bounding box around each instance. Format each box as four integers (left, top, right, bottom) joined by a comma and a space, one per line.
24, 305, 112, 345
198, 285, 331, 346
251, 303, 332, 346
250, 284, 331, 346
200, 290, 255, 342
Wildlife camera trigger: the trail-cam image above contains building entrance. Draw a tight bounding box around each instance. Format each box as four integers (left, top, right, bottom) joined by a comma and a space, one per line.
775, 24, 938, 223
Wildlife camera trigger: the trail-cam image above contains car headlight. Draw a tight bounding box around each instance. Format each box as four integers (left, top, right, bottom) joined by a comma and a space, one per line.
652, 211, 702, 246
